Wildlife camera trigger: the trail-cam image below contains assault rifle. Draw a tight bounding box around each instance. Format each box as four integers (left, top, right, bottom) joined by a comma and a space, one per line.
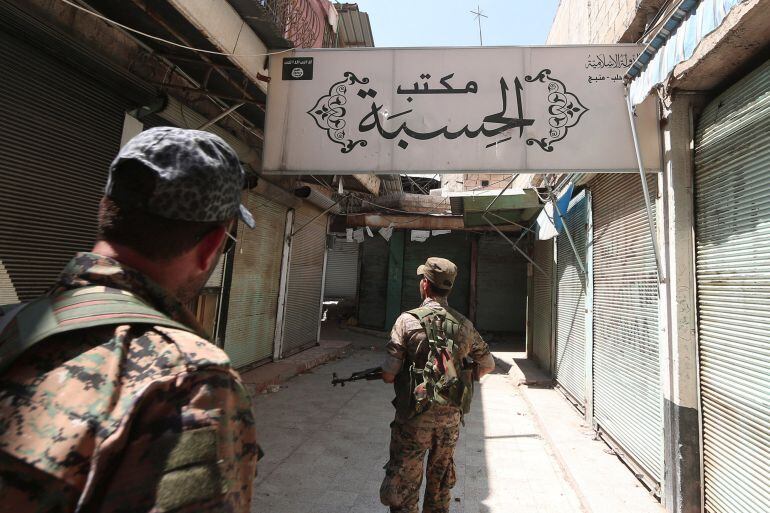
331, 366, 383, 386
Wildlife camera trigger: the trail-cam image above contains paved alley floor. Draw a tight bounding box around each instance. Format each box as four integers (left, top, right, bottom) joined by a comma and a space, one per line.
250, 329, 583, 513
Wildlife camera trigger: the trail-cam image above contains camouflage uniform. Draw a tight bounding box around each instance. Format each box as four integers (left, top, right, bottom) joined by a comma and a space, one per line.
380, 297, 495, 513
0, 253, 259, 512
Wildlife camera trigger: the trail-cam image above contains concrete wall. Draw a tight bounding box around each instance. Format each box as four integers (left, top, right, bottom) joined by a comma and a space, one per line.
547, 0, 668, 44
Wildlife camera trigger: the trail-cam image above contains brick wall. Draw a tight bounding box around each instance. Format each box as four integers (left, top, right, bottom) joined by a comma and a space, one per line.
462, 173, 514, 191
547, 0, 668, 44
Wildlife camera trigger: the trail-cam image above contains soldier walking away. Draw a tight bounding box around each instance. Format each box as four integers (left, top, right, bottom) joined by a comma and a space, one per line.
380, 257, 496, 513
0, 128, 260, 512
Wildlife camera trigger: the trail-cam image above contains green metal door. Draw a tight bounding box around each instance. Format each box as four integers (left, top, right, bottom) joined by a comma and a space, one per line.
401, 232, 472, 316
358, 236, 389, 330
476, 235, 528, 333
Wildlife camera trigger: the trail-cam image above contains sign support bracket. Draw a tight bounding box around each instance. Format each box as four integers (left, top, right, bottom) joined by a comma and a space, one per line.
625, 87, 665, 283
545, 181, 586, 276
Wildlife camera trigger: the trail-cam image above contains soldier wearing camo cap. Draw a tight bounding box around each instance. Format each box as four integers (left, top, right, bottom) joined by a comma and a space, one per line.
380, 257, 496, 513
0, 127, 260, 512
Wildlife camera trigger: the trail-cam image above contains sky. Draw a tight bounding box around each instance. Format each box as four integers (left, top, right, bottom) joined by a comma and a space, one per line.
351, 0, 560, 48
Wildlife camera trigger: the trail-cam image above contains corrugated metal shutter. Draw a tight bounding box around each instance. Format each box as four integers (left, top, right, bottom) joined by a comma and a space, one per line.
0, 29, 127, 302
324, 237, 359, 300
401, 232, 472, 316
358, 236, 389, 329
590, 173, 663, 486
281, 202, 327, 357
694, 59, 770, 513
554, 192, 588, 408
224, 193, 286, 368
204, 256, 225, 289
532, 239, 554, 371
476, 235, 527, 333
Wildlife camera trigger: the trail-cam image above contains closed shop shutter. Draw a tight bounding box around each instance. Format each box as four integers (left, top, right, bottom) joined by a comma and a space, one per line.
694, 60, 770, 513
358, 236, 389, 330
0, 29, 127, 302
532, 239, 554, 371
476, 235, 528, 333
590, 173, 663, 486
324, 237, 359, 300
224, 193, 286, 368
554, 191, 588, 408
205, 256, 226, 289
281, 203, 328, 357
401, 232, 472, 316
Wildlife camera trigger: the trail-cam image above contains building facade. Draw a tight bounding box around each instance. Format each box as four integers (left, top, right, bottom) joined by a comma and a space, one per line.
0, 0, 375, 371
531, 2, 770, 513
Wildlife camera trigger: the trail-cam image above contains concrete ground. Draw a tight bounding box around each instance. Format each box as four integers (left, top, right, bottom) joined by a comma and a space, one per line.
250, 326, 663, 513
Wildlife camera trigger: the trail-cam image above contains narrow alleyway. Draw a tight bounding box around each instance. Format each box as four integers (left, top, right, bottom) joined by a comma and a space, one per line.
250, 329, 582, 513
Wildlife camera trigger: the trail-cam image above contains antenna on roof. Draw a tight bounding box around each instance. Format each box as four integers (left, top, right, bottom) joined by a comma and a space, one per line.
470, 4, 488, 46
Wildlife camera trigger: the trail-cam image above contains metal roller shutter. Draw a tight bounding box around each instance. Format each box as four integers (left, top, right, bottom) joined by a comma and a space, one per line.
476, 235, 527, 333
554, 191, 588, 408
324, 237, 360, 300
281, 203, 328, 357
590, 173, 663, 487
224, 193, 287, 368
0, 29, 127, 302
401, 232, 472, 316
358, 236, 389, 330
205, 256, 226, 289
532, 239, 554, 371
694, 59, 770, 513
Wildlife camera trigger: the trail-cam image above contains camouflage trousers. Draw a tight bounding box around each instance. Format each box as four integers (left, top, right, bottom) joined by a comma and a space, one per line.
380, 416, 460, 513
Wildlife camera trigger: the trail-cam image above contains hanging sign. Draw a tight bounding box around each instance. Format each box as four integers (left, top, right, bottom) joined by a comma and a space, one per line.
263, 46, 659, 175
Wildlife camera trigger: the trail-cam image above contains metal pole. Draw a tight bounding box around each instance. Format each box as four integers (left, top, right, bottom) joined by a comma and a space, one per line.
197, 102, 244, 130
483, 174, 515, 214
545, 181, 586, 275
289, 194, 348, 238
482, 214, 547, 277
485, 210, 535, 234
625, 87, 665, 282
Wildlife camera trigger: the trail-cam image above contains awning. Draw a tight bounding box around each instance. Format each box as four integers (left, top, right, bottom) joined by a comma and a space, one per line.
447, 188, 543, 228
626, 0, 745, 105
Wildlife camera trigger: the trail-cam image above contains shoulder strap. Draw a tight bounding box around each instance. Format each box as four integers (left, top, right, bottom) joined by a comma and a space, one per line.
407, 306, 440, 321
0, 286, 189, 376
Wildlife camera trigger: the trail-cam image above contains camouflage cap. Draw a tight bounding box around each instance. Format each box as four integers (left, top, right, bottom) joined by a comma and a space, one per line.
417, 257, 457, 291
106, 127, 255, 228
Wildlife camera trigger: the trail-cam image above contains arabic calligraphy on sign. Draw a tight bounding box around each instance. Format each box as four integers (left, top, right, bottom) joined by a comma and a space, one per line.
307, 69, 588, 154
585, 53, 639, 69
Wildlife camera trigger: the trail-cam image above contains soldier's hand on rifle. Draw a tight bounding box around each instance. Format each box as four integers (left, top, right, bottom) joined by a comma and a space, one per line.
382, 371, 396, 383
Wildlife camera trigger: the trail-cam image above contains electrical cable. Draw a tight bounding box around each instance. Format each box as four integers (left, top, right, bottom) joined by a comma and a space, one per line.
58, 0, 297, 58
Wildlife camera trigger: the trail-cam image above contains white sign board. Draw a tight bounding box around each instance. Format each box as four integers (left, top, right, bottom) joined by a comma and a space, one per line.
264, 46, 659, 175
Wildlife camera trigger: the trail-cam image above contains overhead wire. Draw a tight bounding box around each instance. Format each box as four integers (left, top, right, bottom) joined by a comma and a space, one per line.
58, 0, 297, 58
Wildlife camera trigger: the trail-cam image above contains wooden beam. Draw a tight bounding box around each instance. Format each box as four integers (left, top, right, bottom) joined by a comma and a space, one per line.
344, 214, 520, 232
347, 174, 381, 195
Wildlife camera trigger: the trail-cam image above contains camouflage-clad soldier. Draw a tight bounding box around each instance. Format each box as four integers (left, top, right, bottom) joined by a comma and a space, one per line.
0, 128, 260, 512
380, 257, 496, 513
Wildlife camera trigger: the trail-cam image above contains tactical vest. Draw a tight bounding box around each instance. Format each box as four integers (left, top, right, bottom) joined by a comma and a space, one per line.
0, 286, 189, 376
395, 305, 474, 420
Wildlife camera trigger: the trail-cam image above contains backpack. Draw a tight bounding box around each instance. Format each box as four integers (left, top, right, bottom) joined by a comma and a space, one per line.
0, 286, 189, 376
405, 305, 474, 418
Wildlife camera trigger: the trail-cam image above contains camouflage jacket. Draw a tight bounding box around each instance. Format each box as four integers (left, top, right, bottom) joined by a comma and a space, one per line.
0, 253, 259, 512
383, 297, 496, 426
